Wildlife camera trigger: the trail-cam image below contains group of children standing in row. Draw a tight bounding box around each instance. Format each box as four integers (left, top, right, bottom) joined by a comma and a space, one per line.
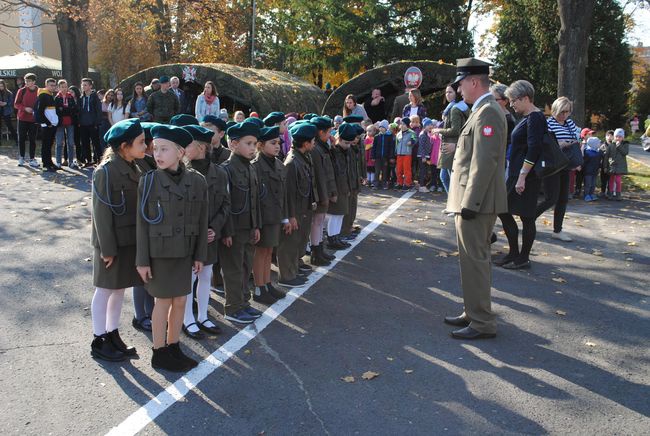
90, 111, 368, 372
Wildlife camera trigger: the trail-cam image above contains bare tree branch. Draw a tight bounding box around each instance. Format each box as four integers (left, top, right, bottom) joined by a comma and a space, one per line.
0, 22, 55, 28
0, 0, 51, 14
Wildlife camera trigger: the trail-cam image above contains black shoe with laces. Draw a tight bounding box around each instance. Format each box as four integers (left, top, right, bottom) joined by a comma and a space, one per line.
91, 334, 126, 362
167, 342, 198, 370
253, 286, 278, 304
266, 283, 286, 299
151, 346, 188, 372
107, 329, 137, 356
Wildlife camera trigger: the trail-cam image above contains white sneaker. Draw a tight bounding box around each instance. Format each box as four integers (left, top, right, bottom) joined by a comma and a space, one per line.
552, 231, 572, 242
18, 157, 25, 166
418, 186, 429, 193
29, 158, 39, 168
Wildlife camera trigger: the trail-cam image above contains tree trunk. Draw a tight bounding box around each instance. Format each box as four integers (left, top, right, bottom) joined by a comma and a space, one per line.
56, 10, 89, 87
557, 0, 595, 127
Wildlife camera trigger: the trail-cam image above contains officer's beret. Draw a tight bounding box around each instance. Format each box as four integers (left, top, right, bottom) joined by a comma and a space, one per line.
244, 117, 265, 129
263, 111, 285, 126
310, 116, 333, 130
302, 113, 318, 120
201, 115, 227, 131
183, 125, 215, 144
227, 121, 261, 139
290, 123, 317, 143
337, 122, 358, 141
104, 118, 143, 145
151, 124, 194, 148
170, 114, 199, 127
342, 114, 364, 123
401, 117, 411, 126
259, 126, 280, 142
159, 75, 170, 84
140, 122, 160, 141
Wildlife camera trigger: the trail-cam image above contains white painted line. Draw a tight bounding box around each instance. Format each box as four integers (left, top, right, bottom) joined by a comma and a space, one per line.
107, 190, 416, 436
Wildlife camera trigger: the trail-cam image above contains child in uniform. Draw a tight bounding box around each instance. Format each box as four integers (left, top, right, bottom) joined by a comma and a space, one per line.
201, 115, 231, 164
131, 121, 158, 332
219, 121, 263, 324
341, 117, 365, 239
277, 122, 318, 288
180, 125, 230, 339
326, 123, 356, 250
251, 126, 290, 301
136, 124, 208, 372
91, 118, 147, 361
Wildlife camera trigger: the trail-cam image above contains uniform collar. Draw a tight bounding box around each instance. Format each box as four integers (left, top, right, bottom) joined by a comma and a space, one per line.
472, 92, 493, 111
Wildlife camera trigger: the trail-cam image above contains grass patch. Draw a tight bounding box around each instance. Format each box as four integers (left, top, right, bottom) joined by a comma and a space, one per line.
623, 159, 650, 192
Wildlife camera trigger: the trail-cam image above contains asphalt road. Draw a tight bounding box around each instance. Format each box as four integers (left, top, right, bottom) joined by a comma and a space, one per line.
0, 146, 649, 435
628, 141, 650, 167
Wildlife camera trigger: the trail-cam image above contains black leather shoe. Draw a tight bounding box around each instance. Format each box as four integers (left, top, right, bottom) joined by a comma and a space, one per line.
107, 329, 137, 356
502, 259, 531, 270
494, 254, 518, 267
167, 342, 198, 370
91, 335, 126, 361
444, 315, 470, 327
266, 283, 286, 299
132, 316, 152, 332
197, 319, 222, 335
319, 244, 335, 261
151, 346, 188, 372
450, 327, 496, 340
253, 286, 278, 304
182, 323, 205, 339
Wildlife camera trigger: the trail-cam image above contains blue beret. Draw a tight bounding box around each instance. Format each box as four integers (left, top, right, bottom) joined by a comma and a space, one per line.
342, 115, 364, 123
259, 126, 281, 142
104, 118, 143, 145
183, 125, 215, 143
310, 116, 333, 130
337, 123, 358, 141
244, 117, 265, 129
303, 113, 318, 120
289, 123, 317, 142
159, 75, 170, 84
201, 115, 227, 131
227, 121, 261, 139
170, 114, 199, 127
401, 117, 411, 126
151, 124, 194, 148
263, 111, 285, 126
140, 122, 160, 141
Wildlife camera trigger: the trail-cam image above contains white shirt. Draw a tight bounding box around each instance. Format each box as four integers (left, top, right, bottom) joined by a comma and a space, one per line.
471, 92, 493, 111
409, 106, 419, 117
109, 104, 127, 124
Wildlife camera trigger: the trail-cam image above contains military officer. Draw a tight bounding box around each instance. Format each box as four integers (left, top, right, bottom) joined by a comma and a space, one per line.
444, 58, 508, 340
277, 123, 319, 288
341, 115, 365, 238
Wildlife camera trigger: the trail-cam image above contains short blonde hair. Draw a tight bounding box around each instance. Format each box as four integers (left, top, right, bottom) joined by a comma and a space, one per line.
551, 97, 573, 118
410, 114, 421, 124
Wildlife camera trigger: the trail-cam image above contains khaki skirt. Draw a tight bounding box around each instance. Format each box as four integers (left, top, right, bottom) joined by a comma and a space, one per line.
93, 246, 142, 289
146, 256, 193, 298
258, 224, 281, 248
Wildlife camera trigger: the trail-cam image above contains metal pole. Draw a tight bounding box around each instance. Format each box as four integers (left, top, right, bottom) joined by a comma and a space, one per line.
251, 0, 256, 67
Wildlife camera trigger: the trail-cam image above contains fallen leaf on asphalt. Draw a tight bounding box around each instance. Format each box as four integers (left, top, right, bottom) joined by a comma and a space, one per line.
552, 277, 567, 284
542, 219, 552, 226
244, 349, 252, 355
449, 251, 459, 257
341, 376, 355, 383
84, 257, 91, 262
404, 369, 414, 374
585, 341, 596, 347
627, 242, 637, 246
415, 257, 423, 261
555, 291, 563, 294
410, 239, 425, 245
556, 310, 567, 316
563, 256, 572, 260
439, 222, 447, 226
386, 357, 394, 361
362, 371, 380, 380
592, 250, 603, 256
437, 252, 448, 258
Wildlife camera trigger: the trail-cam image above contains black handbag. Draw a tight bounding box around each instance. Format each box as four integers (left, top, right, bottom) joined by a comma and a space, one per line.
535, 129, 569, 178
563, 141, 584, 168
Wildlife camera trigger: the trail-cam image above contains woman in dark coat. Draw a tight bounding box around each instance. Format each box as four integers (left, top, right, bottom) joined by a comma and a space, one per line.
496, 80, 544, 270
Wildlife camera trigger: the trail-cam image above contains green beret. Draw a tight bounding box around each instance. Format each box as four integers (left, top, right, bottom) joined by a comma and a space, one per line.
227, 121, 261, 139
244, 117, 265, 129
183, 125, 215, 143
140, 122, 160, 141
226, 121, 237, 129
337, 123, 357, 141
170, 114, 199, 126
353, 124, 365, 136
263, 111, 285, 126
310, 116, 333, 130
159, 75, 170, 84
342, 115, 364, 123
104, 118, 143, 145
201, 115, 227, 131
151, 124, 194, 148
303, 113, 318, 120
289, 123, 317, 143
259, 126, 280, 142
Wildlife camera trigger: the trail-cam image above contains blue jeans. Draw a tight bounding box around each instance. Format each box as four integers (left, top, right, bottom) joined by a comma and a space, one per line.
440, 168, 451, 193
56, 125, 75, 165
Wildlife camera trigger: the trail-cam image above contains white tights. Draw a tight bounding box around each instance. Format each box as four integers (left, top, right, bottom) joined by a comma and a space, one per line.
326, 214, 344, 237
91, 287, 126, 336
184, 265, 213, 327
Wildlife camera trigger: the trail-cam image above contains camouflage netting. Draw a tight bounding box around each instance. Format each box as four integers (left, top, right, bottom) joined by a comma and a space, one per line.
322, 61, 457, 117
118, 63, 327, 116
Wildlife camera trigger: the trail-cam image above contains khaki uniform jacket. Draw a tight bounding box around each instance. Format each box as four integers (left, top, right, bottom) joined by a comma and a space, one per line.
188, 161, 231, 265
146, 90, 179, 123
211, 145, 231, 166
312, 138, 337, 213
284, 148, 318, 218
348, 144, 361, 191
136, 154, 156, 173
446, 95, 508, 215
221, 153, 262, 235
327, 146, 351, 216
91, 154, 141, 256
136, 167, 209, 265
252, 154, 287, 225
